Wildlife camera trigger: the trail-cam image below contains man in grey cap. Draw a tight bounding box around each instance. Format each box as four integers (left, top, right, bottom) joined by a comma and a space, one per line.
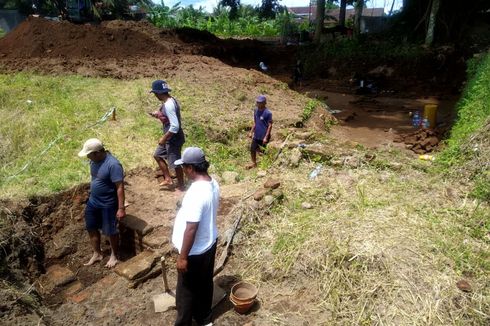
78, 138, 125, 268
149, 79, 186, 191
171, 147, 219, 326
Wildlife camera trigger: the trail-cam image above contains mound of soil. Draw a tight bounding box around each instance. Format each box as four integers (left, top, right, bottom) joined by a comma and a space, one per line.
0, 17, 173, 59
0, 17, 295, 79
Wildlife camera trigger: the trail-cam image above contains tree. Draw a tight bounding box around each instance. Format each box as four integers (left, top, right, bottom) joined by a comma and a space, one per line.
338, 0, 347, 26
313, 0, 325, 43
395, 0, 489, 44
353, 0, 363, 36
219, 0, 240, 20
326, 0, 339, 10
328, 0, 353, 27
259, 0, 280, 19
424, 0, 440, 46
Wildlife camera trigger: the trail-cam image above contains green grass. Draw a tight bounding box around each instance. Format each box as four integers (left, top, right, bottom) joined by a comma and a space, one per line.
0, 73, 251, 198
235, 157, 489, 324
437, 53, 490, 202
301, 99, 321, 122
438, 54, 490, 165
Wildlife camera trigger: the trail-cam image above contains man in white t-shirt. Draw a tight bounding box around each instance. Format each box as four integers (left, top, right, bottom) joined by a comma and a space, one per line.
172, 147, 219, 326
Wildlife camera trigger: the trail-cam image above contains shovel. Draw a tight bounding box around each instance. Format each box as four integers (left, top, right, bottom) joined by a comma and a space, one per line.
152, 256, 227, 313
152, 256, 176, 313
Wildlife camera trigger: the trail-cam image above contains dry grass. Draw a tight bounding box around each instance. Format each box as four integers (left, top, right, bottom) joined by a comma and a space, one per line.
226, 144, 489, 325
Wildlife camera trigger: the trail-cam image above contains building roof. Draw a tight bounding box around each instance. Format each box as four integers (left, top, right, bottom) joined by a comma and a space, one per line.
287, 7, 385, 21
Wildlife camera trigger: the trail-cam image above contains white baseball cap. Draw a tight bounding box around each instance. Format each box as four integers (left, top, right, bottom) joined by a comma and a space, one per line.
78, 138, 104, 157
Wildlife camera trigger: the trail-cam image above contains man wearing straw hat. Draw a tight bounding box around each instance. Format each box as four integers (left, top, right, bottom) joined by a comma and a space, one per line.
78, 138, 125, 268
172, 147, 219, 326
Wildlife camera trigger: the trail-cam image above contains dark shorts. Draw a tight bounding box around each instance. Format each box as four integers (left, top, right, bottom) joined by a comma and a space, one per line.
85, 201, 118, 236
251, 138, 267, 153
153, 143, 182, 169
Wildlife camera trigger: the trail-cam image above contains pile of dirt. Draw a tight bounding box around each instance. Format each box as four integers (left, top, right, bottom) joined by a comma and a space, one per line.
0, 203, 46, 324
0, 17, 172, 59
394, 128, 444, 154
0, 17, 295, 78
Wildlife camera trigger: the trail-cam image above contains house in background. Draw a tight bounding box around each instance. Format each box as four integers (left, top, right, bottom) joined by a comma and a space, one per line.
287, 6, 387, 33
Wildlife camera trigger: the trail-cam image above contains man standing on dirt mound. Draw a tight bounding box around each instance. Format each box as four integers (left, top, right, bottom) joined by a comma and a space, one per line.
150, 80, 186, 192
78, 138, 125, 268
247, 95, 273, 169
172, 147, 219, 326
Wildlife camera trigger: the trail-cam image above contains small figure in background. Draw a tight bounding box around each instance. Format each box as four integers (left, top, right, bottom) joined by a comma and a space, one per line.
259, 61, 269, 73
292, 60, 303, 86
246, 95, 273, 169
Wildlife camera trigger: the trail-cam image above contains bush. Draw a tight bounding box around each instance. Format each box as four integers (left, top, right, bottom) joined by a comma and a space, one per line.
148, 4, 298, 37
437, 53, 490, 202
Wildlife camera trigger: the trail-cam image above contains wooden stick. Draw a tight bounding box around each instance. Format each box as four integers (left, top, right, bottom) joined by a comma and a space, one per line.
161, 256, 171, 293
273, 133, 292, 162
213, 208, 243, 276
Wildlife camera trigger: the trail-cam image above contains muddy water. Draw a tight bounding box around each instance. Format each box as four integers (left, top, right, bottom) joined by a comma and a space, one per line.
303, 89, 458, 149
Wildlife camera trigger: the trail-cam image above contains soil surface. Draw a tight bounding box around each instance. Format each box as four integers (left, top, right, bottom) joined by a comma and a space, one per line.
0, 17, 465, 325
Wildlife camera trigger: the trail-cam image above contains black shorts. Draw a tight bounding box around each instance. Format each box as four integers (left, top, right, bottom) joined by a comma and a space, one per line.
251, 138, 267, 153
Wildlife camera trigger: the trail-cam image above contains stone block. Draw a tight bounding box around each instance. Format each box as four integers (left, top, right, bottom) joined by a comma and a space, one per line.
264, 195, 275, 206
114, 250, 159, 281
263, 178, 280, 189
222, 171, 239, 184
68, 289, 90, 304
38, 265, 76, 295
253, 188, 268, 201
120, 214, 154, 236
289, 148, 302, 167
301, 145, 333, 162
428, 136, 439, 146
62, 280, 83, 299
142, 227, 170, 249
67, 274, 118, 304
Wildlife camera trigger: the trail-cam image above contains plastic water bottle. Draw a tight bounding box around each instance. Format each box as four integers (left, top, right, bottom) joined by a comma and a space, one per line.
309, 164, 322, 180
422, 118, 430, 129
412, 111, 421, 128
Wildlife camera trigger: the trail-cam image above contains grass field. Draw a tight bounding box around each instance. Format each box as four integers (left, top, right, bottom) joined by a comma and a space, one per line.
0, 73, 253, 198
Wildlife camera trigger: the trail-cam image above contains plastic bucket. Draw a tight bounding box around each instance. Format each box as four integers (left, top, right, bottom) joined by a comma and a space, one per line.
423, 104, 438, 129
